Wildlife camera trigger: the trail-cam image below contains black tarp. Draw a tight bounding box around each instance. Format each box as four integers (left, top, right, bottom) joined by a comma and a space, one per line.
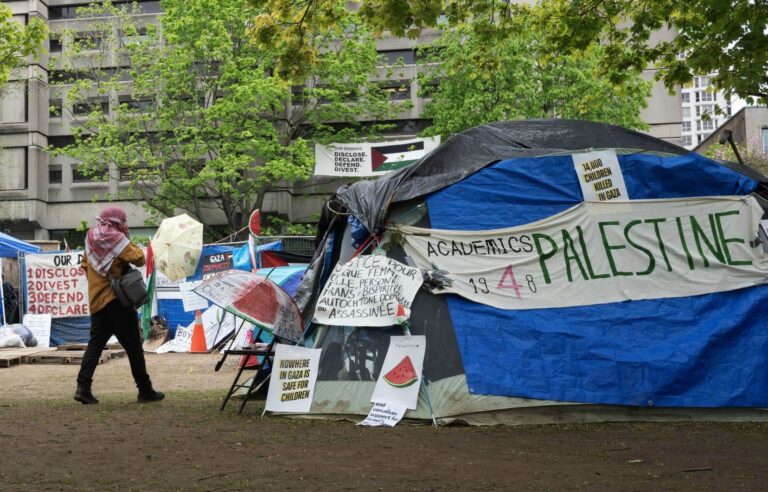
336, 119, 690, 233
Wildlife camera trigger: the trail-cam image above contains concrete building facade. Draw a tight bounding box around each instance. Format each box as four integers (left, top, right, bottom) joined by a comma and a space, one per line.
1, 0, 683, 243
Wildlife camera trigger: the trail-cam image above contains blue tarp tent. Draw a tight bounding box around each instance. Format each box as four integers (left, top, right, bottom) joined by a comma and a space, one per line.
0, 231, 41, 258
300, 119, 768, 424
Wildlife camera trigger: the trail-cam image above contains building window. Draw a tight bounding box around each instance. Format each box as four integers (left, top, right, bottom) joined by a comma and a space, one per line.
50, 37, 63, 53
682, 121, 691, 132
378, 50, 416, 66
700, 91, 714, 102
681, 92, 690, 103
697, 134, 704, 143
701, 119, 714, 131
0, 148, 27, 190
49, 166, 63, 184
762, 128, 768, 153
72, 167, 93, 182
118, 96, 154, 112
73, 100, 109, 116
49, 136, 76, 149
49, 100, 63, 118
49, 230, 87, 250
682, 107, 691, 118
50, 1, 162, 20
0, 83, 27, 123
380, 80, 411, 101
682, 135, 692, 147
694, 76, 710, 88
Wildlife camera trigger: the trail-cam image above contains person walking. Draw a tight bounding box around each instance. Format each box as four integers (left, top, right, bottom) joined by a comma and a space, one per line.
74, 206, 165, 404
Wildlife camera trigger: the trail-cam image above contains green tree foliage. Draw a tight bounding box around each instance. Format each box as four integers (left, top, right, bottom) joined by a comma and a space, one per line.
251, 0, 768, 104
49, 0, 404, 236
418, 20, 650, 137
539, 0, 768, 104
0, 5, 46, 88
705, 141, 768, 178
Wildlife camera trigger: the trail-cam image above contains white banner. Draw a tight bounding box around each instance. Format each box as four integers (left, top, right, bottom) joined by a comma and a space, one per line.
398, 196, 768, 310
25, 252, 90, 318
371, 335, 426, 410
572, 150, 628, 202
314, 136, 440, 177
265, 344, 322, 414
313, 255, 423, 327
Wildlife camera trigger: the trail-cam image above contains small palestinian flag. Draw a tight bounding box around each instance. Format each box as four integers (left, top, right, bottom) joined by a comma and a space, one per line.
371, 141, 427, 173
395, 303, 410, 325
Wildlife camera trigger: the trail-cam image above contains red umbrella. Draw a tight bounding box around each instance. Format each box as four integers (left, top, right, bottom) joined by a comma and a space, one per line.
193, 270, 303, 343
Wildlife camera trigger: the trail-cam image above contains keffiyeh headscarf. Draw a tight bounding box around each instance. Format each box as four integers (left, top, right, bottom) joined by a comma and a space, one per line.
85, 206, 131, 277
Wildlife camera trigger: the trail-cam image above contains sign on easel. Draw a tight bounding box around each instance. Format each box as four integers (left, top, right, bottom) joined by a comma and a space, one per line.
265, 344, 321, 413
22, 313, 52, 348
371, 335, 426, 410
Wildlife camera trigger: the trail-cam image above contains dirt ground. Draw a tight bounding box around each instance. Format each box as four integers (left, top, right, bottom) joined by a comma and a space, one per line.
1, 353, 767, 491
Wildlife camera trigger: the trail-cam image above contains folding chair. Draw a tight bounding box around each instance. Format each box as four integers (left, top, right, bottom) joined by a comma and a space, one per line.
218, 326, 278, 414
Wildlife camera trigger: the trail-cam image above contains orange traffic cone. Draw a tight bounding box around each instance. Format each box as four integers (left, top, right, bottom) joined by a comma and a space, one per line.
189, 309, 208, 353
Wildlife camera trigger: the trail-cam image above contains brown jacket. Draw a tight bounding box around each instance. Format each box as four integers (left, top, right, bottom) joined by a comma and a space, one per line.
81, 243, 145, 313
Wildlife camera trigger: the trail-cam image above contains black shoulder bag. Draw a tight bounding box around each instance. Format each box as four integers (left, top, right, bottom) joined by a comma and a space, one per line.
109, 266, 149, 309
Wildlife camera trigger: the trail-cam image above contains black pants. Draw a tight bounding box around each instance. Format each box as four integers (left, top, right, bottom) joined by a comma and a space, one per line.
77, 299, 152, 392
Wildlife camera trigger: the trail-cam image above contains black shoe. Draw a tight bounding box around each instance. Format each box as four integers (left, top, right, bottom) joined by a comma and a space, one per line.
137, 389, 165, 403
74, 387, 99, 405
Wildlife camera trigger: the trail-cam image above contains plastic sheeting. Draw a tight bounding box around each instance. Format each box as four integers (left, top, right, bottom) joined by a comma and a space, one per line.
426, 151, 768, 407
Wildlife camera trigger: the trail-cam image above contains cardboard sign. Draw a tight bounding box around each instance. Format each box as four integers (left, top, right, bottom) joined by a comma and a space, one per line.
358, 400, 408, 427
313, 255, 423, 327
179, 281, 208, 312
25, 252, 89, 318
399, 196, 768, 310
314, 136, 440, 177
22, 313, 52, 348
572, 150, 629, 202
371, 335, 426, 410
265, 344, 321, 413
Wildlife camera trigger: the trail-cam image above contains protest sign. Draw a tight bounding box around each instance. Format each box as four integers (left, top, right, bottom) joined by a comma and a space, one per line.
358, 400, 408, 427
398, 196, 768, 310
314, 136, 440, 177
22, 313, 52, 348
265, 343, 321, 413
25, 252, 89, 318
572, 150, 629, 202
179, 281, 208, 312
201, 252, 233, 279
371, 335, 426, 410
313, 255, 423, 327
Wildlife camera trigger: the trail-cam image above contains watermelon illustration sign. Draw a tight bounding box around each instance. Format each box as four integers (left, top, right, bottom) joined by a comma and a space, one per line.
314, 136, 440, 177
371, 335, 426, 410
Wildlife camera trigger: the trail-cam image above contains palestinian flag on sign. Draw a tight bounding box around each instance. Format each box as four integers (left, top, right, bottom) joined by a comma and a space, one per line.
370, 141, 428, 172
140, 240, 157, 340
